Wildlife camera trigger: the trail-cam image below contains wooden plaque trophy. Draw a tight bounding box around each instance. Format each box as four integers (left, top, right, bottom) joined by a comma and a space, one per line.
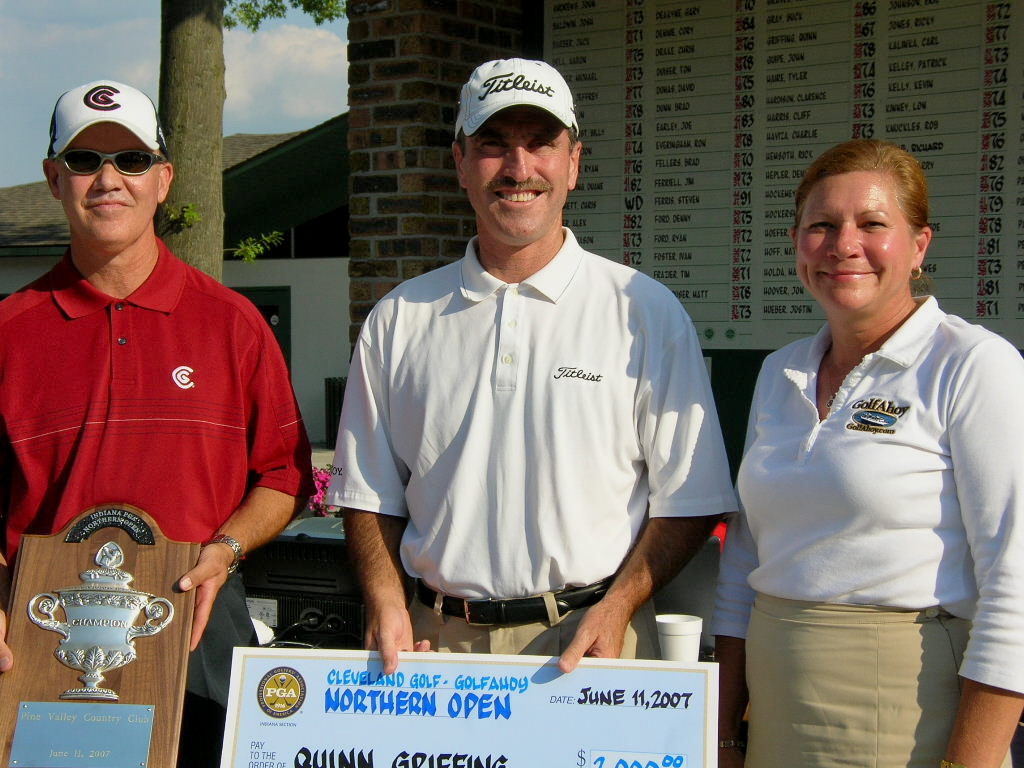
0, 505, 199, 768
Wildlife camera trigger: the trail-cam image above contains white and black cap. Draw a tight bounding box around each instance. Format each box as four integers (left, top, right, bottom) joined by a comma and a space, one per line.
48, 80, 168, 157
455, 58, 578, 137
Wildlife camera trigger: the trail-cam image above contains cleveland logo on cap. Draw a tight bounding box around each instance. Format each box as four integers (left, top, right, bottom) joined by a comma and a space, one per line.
478, 72, 556, 101
83, 85, 122, 112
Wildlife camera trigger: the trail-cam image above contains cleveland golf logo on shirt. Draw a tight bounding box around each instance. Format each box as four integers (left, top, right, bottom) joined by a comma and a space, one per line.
171, 365, 196, 390
846, 397, 910, 434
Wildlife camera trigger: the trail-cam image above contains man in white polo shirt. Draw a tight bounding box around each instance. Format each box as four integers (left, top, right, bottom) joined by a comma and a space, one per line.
330, 58, 736, 674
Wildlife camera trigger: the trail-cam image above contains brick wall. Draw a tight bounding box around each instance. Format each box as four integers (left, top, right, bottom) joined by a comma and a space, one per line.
346, 0, 527, 342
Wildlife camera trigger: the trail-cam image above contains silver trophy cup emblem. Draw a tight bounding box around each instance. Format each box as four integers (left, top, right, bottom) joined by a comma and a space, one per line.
27, 540, 174, 700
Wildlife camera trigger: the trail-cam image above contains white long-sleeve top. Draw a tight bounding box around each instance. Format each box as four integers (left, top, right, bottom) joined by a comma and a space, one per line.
713, 297, 1024, 694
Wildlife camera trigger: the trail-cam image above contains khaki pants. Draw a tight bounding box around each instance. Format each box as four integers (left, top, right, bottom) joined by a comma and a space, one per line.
746, 594, 1010, 768
409, 593, 659, 659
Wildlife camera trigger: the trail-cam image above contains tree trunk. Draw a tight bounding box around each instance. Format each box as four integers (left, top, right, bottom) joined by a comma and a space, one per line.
159, 0, 226, 281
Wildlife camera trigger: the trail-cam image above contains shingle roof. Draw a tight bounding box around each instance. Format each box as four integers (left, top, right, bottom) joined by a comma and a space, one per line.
0, 130, 301, 250
0, 182, 69, 247
222, 131, 302, 169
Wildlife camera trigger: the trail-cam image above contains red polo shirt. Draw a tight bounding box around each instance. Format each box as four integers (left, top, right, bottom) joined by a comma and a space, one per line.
0, 240, 312, 560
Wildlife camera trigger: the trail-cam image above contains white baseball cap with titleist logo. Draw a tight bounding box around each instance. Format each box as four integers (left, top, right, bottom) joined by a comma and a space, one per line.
48, 80, 168, 157
455, 58, 578, 137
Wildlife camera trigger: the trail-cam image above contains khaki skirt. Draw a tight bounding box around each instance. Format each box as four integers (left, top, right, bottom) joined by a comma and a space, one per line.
745, 593, 989, 768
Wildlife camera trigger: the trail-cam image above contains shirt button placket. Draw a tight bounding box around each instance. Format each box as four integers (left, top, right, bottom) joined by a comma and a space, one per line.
496, 285, 520, 391
111, 301, 129, 383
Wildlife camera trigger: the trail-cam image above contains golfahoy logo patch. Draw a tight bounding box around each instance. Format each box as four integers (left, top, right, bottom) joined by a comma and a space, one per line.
846, 398, 910, 434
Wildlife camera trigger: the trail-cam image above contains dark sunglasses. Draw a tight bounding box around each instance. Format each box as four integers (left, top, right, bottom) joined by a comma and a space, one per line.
54, 149, 167, 176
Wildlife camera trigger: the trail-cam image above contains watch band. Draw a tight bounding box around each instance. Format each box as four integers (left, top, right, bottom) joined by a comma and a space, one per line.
203, 533, 243, 574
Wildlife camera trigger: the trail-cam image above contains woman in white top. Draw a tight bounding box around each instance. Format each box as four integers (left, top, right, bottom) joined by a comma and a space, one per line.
713, 139, 1024, 768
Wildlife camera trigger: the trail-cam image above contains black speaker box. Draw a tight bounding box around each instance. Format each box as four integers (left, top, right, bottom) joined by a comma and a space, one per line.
241, 517, 364, 649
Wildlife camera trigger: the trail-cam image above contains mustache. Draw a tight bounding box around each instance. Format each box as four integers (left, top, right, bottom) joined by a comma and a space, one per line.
486, 177, 553, 193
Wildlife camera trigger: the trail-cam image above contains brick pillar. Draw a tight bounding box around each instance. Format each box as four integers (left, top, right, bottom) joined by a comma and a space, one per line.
346, 1, 525, 342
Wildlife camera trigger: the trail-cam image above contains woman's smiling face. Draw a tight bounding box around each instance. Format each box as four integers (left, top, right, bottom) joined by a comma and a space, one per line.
792, 170, 932, 325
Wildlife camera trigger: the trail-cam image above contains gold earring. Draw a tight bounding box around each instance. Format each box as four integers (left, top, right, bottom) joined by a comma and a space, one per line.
910, 266, 923, 280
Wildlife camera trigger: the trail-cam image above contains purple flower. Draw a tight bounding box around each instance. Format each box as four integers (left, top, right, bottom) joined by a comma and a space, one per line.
307, 466, 342, 516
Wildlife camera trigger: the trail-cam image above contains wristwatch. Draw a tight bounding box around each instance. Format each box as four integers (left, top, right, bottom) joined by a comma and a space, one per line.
203, 533, 243, 574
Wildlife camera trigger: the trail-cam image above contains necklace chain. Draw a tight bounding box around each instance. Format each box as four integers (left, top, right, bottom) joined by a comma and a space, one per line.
820, 353, 847, 411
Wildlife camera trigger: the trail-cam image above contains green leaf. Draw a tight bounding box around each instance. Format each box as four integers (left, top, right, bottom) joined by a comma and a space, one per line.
225, 0, 345, 31
226, 230, 285, 262
159, 203, 202, 236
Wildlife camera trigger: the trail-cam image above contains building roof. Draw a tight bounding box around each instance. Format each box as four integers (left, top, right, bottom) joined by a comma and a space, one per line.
0, 126, 315, 254
223, 114, 348, 245
0, 181, 70, 250
222, 130, 302, 169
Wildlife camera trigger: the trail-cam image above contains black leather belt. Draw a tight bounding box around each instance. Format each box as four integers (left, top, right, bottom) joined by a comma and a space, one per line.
416, 578, 612, 625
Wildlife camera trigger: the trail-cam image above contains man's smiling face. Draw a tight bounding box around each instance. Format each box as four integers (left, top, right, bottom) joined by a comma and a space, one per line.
43, 122, 172, 256
454, 106, 581, 257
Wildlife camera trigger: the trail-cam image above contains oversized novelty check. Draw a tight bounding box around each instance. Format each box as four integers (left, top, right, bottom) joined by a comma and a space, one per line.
220, 648, 717, 768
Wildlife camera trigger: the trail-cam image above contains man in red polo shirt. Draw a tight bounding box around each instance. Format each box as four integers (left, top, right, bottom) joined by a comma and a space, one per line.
0, 80, 313, 765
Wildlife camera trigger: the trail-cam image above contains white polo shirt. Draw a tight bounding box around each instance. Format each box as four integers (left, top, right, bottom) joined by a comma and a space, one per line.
713, 297, 1024, 694
331, 229, 736, 599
